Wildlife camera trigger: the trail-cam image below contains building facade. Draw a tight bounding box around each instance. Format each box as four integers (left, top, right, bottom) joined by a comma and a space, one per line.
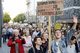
51, 0, 80, 23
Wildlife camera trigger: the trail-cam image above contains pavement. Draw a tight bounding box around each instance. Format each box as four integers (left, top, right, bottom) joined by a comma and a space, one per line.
0, 38, 10, 53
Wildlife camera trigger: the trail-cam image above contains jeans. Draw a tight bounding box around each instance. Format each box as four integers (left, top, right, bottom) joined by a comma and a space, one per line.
3, 34, 6, 43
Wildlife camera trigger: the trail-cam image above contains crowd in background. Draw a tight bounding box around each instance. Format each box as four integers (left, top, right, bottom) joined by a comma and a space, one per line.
1, 16, 80, 53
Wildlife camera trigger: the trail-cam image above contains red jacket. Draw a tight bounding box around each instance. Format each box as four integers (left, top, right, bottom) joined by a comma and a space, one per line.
7, 38, 25, 53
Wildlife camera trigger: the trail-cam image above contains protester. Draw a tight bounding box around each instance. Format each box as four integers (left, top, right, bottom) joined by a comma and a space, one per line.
37, 28, 41, 37
77, 32, 80, 52
18, 28, 23, 36
28, 36, 44, 53
73, 30, 80, 53
32, 28, 39, 41
2, 27, 7, 43
7, 26, 13, 39
7, 29, 25, 53
67, 36, 78, 53
51, 16, 78, 53
41, 32, 48, 53
23, 30, 32, 53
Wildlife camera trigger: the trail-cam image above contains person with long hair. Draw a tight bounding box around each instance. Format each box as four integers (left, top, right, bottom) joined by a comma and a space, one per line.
67, 36, 79, 53
41, 32, 48, 53
23, 30, 32, 53
28, 36, 44, 53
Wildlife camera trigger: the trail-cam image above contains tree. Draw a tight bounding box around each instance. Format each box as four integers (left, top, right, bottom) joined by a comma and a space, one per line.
3, 13, 11, 23
13, 13, 26, 23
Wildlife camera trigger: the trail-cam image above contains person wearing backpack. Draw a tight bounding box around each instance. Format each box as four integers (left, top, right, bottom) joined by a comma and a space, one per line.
28, 36, 44, 53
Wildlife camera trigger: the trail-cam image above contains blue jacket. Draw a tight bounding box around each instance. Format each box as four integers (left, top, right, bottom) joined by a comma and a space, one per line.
51, 29, 75, 53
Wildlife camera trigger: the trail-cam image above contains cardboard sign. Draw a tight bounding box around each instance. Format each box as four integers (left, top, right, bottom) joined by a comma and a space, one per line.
37, 0, 63, 16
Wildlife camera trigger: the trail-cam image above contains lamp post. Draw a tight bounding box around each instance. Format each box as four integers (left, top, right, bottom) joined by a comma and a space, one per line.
26, 0, 30, 23
0, 0, 3, 47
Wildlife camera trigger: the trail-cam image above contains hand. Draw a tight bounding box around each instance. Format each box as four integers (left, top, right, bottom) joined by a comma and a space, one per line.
21, 36, 25, 39
72, 16, 78, 29
12, 41, 16, 44
15, 37, 19, 40
72, 16, 78, 24
48, 50, 51, 53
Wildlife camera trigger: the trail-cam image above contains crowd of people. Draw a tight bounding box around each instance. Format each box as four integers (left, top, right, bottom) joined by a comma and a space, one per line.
1, 16, 80, 53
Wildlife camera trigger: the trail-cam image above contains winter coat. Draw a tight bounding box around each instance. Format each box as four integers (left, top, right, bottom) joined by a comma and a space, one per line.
7, 37, 25, 53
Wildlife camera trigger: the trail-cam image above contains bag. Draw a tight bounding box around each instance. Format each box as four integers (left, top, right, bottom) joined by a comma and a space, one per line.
32, 47, 43, 53
22, 39, 25, 44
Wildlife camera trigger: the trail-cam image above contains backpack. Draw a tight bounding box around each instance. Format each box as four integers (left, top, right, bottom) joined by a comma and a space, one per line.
32, 47, 43, 53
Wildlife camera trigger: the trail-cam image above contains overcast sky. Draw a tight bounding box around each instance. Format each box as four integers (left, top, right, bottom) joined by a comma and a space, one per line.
3, 0, 42, 19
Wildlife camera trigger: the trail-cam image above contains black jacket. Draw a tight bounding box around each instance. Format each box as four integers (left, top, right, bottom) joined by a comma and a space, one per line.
28, 47, 44, 53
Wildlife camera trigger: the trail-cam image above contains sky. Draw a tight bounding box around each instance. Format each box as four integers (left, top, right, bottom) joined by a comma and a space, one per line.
2, 0, 42, 19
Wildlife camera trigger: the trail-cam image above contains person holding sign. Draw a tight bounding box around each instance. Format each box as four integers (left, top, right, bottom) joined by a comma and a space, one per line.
51, 16, 78, 53
7, 29, 25, 53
